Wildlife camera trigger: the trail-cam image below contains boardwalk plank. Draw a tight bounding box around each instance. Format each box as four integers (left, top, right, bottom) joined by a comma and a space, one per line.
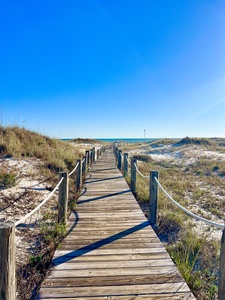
41, 273, 183, 287
37, 282, 194, 298
37, 295, 194, 300
37, 149, 195, 299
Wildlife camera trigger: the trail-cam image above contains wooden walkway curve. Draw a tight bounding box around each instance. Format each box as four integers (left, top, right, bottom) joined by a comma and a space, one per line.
37, 149, 195, 299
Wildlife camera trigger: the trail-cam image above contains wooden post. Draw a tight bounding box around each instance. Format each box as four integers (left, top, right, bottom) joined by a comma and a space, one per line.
82, 157, 86, 178
123, 153, 128, 177
92, 147, 96, 163
130, 158, 137, 194
117, 150, 122, 170
97, 149, 100, 159
149, 171, 159, 227
85, 150, 90, 167
113, 144, 116, 156
89, 150, 93, 166
116, 148, 119, 163
114, 146, 118, 159
219, 229, 225, 300
75, 159, 82, 191
0, 221, 16, 300
58, 172, 68, 224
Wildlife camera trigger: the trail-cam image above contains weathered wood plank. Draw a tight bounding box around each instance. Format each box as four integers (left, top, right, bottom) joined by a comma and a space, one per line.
37, 294, 194, 300
41, 272, 183, 287
62, 237, 160, 243
52, 259, 175, 270
37, 282, 193, 297
53, 248, 168, 258
59, 242, 164, 250
48, 266, 179, 278
51, 252, 171, 263
37, 149, 195, 299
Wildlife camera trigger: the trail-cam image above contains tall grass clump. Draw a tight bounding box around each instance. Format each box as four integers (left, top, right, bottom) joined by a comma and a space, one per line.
0, 167, 17, 188
0, 126, 83, 174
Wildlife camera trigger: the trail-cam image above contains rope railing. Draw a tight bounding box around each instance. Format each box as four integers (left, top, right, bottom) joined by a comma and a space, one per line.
1, 146, 110, 299
113, 145, 225, 298
125, 154, 131, 166
154, 176, 225, 229
69, 161, 79, 176
114, 146, 225, 229
15, 177, 64, 227
134, 162, 149, 179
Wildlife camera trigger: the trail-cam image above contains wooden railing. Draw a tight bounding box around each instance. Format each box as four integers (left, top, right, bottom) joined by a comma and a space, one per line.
0, 146, 106, 300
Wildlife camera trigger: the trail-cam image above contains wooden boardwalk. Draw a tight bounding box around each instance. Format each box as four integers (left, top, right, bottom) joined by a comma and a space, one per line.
37, 149, 195, 299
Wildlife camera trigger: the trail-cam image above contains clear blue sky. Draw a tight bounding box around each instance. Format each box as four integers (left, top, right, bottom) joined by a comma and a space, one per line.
0, 0, 224, 138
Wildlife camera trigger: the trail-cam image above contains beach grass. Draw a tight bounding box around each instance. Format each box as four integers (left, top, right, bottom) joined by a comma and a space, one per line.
119, 137, 225, 299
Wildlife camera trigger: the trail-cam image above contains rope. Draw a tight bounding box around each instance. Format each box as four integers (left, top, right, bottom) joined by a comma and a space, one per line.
69, 162, 79, 176
15, 177, 64, 226
154, 177, 225, 229
134, 162, 149, 179
125, 155, 131, 166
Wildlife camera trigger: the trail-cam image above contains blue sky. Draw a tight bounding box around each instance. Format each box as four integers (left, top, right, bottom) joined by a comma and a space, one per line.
0, 0, 224, 138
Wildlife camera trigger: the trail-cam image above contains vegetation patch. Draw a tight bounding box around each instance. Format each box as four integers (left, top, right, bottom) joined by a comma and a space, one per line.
0, 169, 17, 188
72, 137, 103, 144
119, 138, 225, 299
174, 136, 214, 147
0, 125, 90, 299
149, 138, 178, 147
0, 126, 83, 174
133, 154, 152, 162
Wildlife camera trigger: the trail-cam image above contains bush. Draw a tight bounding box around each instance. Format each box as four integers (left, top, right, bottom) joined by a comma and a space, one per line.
0, 170, 17, 188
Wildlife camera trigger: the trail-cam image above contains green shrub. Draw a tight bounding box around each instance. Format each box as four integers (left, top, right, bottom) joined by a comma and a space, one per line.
0, 170, 16, 188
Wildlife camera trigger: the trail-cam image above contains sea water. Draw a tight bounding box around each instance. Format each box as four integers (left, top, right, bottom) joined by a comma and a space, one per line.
95, 138, 157, 143
62, 138, 158, 143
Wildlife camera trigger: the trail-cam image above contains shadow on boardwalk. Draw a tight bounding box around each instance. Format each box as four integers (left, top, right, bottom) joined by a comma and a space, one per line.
77, 189, 130, 204
52, 220, 150, 266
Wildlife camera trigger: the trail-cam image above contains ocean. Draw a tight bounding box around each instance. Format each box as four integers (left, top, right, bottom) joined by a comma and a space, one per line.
62, 138, 158, 143
95, 138, 157, 143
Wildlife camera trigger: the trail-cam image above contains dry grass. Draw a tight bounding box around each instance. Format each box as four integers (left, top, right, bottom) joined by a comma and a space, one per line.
119, 137, 225, 299
0, 126, 85, 173
0, 126, 92, 299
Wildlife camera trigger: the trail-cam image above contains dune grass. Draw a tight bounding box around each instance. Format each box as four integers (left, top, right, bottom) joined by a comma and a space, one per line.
0, 126, 84, 174
119, 139, 225, 299
0, 126, 89, 299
